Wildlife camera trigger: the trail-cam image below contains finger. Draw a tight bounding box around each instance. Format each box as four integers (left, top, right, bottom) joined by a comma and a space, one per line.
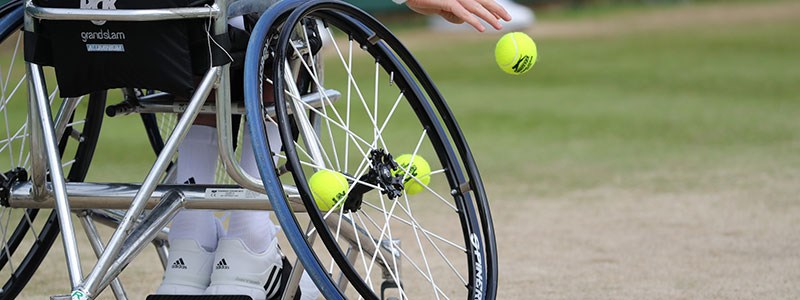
451, 4, 485, 32
440, 11, 465, 24
479, 0, 512, 21
461, 0, 503, 30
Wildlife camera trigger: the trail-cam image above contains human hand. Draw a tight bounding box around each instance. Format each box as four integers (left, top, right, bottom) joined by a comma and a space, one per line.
404, 0, 512, 32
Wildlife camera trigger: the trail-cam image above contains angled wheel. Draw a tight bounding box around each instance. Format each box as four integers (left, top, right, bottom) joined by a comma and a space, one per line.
0, 2, 106, 297
247, 1, 497, 299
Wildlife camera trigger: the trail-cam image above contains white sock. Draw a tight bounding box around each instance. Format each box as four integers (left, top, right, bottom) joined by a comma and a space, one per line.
169, 125, 221, 252
226, 210, 277, 253
240, 121, 282, 175
169, 210, 223, 252
225, 122, 282, 253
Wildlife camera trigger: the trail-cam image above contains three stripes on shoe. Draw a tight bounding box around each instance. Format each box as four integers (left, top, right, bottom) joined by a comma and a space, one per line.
263, 263, 281, 298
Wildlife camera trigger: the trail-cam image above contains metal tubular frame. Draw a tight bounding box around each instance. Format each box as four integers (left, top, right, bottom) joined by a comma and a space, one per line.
53, 98, 82, 147
20, 0, 232, 295
78, 213, 128, 300
25, 3, 221, 21
25, 65, 47, 201
13, 0, 401, 298
9, 182, 305, 210
105, 89, 339, 115
94, 190, 187, 296
28, 61, 85, 287
78, 67, 221, 297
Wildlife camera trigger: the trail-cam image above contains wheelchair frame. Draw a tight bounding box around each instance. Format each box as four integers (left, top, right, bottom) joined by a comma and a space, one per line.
8, 0, 400, 299
0, 0, 497, 300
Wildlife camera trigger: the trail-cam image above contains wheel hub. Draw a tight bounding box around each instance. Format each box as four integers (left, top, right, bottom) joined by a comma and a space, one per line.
1, 168, 27, 207
341, 149, 404, 213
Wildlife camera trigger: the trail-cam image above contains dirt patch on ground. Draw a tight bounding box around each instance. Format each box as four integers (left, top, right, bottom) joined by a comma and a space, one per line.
494, 182, 800, 299
23, 176, 799, 299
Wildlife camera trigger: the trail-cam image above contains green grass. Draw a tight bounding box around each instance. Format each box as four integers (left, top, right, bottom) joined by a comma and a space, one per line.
402, 10, 800, 196
6, 2, 798, 199
86, 106, 161, 182
531, 0, 792, 20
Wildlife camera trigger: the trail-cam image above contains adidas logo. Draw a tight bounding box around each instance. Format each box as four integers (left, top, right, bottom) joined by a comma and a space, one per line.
215, 258, 230, 270
171, 258, 187, 269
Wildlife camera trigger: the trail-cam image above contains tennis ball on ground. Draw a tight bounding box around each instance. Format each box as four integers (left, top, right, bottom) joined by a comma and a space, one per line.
308, 170, 349, 211
495, 32, 537, 75
393, 154, 431, 195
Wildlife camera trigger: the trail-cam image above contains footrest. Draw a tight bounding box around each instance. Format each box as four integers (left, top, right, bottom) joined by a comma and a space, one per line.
146, 296, 253, 300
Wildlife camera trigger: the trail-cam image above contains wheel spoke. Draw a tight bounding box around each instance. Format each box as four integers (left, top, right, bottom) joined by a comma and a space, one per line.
361, 200, 467, 252
269, 8, 493, 299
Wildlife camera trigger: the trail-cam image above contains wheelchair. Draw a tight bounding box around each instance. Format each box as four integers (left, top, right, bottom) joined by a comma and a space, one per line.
0, 0, 497, 298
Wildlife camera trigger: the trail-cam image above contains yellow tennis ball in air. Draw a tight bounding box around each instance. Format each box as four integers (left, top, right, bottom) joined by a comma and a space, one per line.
495, 32, 537, 75
393, 154, 431, 195
308, 170, 349, 211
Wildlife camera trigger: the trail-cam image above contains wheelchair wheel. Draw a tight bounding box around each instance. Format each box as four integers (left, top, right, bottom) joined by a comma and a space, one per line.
246, 1, 497, 299
0, 3, 106, 297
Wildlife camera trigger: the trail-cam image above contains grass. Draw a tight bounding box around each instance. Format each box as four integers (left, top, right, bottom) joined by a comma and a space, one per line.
399, 3, 800, 196
531, 0, 792, 19
24, 1, 797, 196
2, 1, 790, 196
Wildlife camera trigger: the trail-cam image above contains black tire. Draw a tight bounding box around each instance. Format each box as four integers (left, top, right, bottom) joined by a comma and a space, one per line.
263, 1, 498, 299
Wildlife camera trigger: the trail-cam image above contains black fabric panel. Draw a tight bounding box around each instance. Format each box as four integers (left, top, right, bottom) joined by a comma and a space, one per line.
190, 32, 233, 75
23, 30, 52, 66
28, 0, 232, 98
227, 25, 251, 101
42, 19, 196, 97
228, 25, 250, 68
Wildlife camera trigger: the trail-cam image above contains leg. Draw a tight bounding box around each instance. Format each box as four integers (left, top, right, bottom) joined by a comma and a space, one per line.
204, 123, 282, 300
157, 117, 290, 300
156, 124, 224, 295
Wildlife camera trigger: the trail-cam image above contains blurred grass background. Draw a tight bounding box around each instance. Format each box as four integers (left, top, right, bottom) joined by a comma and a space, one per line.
399, 0, 800, 198
85, 0, 800, 197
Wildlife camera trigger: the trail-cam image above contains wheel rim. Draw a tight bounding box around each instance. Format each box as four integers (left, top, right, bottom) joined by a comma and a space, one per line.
269, 2, 497, 299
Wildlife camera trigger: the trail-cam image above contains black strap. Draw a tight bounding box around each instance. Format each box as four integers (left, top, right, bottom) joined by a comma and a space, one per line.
190, 30, 235, 74
23, 30, 53, 66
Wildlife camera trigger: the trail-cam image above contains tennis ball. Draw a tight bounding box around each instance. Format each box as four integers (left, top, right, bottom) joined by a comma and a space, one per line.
495, 32, 537, 75
308, 170, 349, 211
393, 154, 431, 195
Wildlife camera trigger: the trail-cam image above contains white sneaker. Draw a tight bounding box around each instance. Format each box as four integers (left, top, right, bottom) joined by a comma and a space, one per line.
156, 239, 216, 295
299, 272, 320, 300
205, 238, 283, 300
429, 0, 535, 32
